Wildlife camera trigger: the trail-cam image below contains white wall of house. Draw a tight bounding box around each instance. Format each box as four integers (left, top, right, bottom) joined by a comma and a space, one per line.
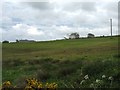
69, 35, 76, 39
87, 34, 95, 38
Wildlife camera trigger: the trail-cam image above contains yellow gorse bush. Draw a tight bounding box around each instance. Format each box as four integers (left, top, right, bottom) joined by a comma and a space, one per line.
2, 81, 13, 88
45, 82, 58, 89
25, 78, 43, 89
2, 78, 58, 90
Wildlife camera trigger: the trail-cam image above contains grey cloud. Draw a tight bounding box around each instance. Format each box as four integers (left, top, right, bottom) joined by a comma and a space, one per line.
22, 2, 97, 13
62, 2, 96, 12
23, 2, 54, 10
105, 2, 118, 13
80, 2, 97, 12
1, 1, 118, 41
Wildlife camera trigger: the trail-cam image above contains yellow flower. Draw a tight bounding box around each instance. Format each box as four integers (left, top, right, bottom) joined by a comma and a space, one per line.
2, 78, 58, 89
2, 81, 12, 88
38, 83, 43, 88
24, 85, 34, 90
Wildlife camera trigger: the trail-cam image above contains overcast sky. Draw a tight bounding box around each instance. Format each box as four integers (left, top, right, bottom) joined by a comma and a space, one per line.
1, 0, 119, 41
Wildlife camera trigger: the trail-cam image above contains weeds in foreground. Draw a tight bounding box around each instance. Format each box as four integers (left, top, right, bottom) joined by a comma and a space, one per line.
2, 78, 57, 90
2, 74, 118, 89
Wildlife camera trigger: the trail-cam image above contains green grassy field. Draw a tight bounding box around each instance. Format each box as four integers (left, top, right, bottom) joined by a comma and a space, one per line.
2, 36, 120, 88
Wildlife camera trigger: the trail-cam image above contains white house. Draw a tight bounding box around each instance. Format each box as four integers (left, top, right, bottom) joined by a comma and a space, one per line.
69, 33, 79, 39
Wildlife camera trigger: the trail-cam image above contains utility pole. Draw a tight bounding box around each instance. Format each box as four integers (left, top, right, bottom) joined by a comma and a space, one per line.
110, 19, 112, 37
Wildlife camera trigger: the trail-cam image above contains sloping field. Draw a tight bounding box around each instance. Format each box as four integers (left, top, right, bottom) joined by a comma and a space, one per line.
2, 36, 119, 60
2, 36, 120, 88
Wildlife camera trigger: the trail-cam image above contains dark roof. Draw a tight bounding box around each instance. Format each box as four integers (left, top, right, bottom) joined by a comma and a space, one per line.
88, 33, 94, 36
70, 33, 79, 36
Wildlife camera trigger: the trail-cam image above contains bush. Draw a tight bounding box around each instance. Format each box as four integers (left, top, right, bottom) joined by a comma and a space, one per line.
2, 79, 58, 89
2, 40, 9, 43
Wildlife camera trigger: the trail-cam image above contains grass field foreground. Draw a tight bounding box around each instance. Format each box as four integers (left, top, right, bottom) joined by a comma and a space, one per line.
2, 36, 120, 88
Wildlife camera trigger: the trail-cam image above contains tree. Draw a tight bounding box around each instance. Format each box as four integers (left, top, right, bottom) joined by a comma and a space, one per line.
16, 39, 19, 42
2, 40, 9, 43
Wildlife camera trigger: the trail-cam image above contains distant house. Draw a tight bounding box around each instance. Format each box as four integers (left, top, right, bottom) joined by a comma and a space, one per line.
69, 32, 79, 39
64, 37, 68, 40
87, 33, 95, 38
16, 39, 35, 43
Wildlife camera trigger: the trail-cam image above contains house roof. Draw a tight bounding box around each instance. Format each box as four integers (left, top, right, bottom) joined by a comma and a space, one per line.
88, 33, 94, 36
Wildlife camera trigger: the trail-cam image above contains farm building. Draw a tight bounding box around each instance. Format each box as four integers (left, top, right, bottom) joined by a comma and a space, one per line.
69, 32, 79, 39
16, 39, 35, 43
87, 33, 95, 38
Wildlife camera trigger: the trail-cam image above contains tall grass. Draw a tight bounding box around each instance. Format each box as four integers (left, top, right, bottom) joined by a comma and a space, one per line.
2, 36, 120, 88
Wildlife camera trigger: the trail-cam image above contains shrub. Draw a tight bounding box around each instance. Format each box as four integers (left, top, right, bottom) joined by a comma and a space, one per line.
2, 79, 58, 89
2, 40, 9, 43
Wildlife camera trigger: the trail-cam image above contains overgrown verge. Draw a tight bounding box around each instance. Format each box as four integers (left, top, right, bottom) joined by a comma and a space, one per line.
2, 55, 120, 88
